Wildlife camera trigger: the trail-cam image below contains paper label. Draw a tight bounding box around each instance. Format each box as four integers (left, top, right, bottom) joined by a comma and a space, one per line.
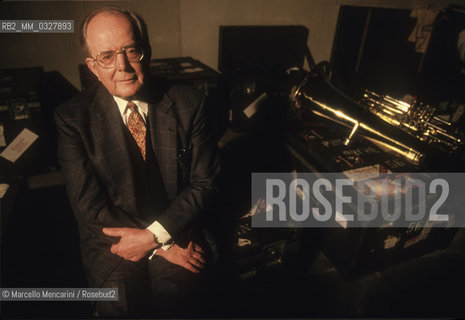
343, 164, 391, 182
0, 128, 38, 162
243, 92, 267, 118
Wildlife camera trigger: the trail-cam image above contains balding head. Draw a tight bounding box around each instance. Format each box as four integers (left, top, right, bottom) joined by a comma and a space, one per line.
80, 7, 150, 60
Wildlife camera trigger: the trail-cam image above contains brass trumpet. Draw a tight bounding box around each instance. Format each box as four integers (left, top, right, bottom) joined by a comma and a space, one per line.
291, 70, 462, 168
360, 90, 464, 153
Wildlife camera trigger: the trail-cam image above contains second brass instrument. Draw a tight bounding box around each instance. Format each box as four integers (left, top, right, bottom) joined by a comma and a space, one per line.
291, 69, 459, 168
360, 90, 464, 153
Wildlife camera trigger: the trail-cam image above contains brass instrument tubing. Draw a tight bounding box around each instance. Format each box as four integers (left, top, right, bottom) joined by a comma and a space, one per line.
301, 92, 422, 163
364, 96, 405, 115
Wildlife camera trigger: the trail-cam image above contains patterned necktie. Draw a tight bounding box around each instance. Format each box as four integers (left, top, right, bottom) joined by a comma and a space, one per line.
126, 101, 146, 160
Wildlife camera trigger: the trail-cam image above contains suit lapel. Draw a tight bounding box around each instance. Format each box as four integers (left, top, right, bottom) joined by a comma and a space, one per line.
92, 85, 137, 211
147, 92, 178, 200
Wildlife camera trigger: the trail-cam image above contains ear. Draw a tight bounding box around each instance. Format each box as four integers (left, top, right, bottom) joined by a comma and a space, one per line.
141, 44, 152, 71
86, 57, 100, 81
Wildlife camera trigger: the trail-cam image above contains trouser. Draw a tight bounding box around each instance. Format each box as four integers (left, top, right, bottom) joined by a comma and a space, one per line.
92, 255, 206, 318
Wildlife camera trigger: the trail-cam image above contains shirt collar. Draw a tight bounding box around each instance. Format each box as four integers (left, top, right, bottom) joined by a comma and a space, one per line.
113, 96, 148, 117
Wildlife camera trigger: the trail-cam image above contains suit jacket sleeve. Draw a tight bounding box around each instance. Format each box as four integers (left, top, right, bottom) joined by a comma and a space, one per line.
54, 108, 146, 243
156, 91, 220, 239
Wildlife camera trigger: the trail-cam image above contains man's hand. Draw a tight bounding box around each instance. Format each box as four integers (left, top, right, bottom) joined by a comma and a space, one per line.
102, 227, 158, 261
155, 241, 206, 273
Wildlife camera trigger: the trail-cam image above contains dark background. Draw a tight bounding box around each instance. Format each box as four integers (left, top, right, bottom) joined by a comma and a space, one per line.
1, 1, 465, 319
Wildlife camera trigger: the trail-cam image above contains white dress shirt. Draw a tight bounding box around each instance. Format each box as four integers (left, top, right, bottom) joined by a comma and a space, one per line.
113, 96, 173, 256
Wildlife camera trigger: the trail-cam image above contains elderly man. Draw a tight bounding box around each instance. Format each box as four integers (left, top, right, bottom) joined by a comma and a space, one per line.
54, 7, 219, 317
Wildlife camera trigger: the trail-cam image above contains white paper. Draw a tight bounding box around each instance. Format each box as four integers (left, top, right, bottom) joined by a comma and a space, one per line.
243, 92, 267, 118
0, 128, 38, 162
0, 183, 9, 198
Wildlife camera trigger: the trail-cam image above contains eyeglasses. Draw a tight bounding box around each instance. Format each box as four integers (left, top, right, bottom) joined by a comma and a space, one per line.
92, 45, 144, 69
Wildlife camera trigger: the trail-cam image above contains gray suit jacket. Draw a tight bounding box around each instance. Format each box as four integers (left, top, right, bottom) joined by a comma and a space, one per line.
54, 79, 220, 287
